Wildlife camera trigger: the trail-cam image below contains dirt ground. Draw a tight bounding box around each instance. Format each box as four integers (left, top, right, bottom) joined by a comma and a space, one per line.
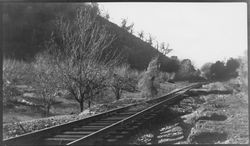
129, 80, 248, 144
186, 81, 248, 144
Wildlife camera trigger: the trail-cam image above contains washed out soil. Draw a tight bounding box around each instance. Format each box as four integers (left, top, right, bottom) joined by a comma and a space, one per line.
128, 81, 249, 144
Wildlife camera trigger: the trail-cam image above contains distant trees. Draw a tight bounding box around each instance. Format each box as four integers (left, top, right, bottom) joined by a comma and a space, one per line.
47, 6, 121, 112
226, 58, 240, 77
201, 58, 240, 81
120, 18, 134, 34
138, 30, 144, 40
159, 42, 173, 56
210, 61, 227, 80
147, 34, 154, 46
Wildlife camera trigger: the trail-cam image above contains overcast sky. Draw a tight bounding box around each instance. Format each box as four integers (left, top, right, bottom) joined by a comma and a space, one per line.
98, 2, 247, 68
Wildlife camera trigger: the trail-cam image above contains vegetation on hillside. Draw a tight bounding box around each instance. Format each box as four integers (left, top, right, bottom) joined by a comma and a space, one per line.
3, 3, 176, 72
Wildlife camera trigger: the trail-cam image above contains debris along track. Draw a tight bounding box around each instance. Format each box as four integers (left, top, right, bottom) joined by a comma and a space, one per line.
3, 83, 205, 146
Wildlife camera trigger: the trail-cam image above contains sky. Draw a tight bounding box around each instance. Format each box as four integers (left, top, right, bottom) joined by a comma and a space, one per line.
98, 2, 247, 68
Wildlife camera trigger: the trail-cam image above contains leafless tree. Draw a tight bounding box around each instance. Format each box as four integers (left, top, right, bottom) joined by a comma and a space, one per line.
33, 52, 59, 116
155, 41, 159, 50
109, 65, 134, 100
121, 18, 128, 29
147, 34, 154, 46
120, 18, 134, 34
50, 6, 122, 112
160, 42, 172, 55
138, 30, 144, 40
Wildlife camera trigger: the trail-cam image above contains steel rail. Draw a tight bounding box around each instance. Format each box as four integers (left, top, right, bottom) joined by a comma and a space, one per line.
68, 88, 193, 145
3, 82, 205, 146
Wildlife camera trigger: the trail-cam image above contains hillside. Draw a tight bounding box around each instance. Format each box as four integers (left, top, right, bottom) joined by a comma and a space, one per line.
3, 3, 171, 71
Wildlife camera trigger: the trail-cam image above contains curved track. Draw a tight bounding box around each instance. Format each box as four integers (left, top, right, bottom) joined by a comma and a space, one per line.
3, 82, 205, 146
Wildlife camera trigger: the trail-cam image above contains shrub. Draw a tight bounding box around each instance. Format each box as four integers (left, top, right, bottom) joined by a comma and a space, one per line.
109, 64, 140, 100
3, 59, 34, 106
175, 59, 197, 81
3, 59, 34, 85
201, 62, 213, 80
203, 58, 240, 81
226, 58, 240, 77
158, 72, 170, 83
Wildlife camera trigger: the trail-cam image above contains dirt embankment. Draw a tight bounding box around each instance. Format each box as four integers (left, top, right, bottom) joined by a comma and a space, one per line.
185, 81, 248, 144
130, 80, 248, 144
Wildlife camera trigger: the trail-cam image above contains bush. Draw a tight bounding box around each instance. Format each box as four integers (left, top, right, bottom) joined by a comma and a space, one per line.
158, 72, 170, 83
110, 64, 140, 100
201, 62, 213, 80
158, 55, 180, 73
3, 59, 34, 106
3, 59, 34, 85
175, 59, 197, 81
202, 58, 240, 81
226, 58, 240, 77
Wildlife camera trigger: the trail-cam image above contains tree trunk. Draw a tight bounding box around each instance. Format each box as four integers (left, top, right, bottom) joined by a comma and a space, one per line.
44, 104, 50, 117
88, 100, 91, 109
115, 89, 120, 100
80, 102, 84, 112
46, 105, 50, 117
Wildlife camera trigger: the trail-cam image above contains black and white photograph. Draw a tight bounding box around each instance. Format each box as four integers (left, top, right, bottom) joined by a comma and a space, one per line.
2, 1, 248, 145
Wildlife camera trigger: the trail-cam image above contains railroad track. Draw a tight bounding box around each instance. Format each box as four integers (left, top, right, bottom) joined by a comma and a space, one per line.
3, 82, 205, 146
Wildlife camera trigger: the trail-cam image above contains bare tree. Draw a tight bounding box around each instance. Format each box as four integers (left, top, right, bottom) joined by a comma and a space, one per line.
138, 30, 144, 40
33, 52, 59, 116
127, 23, 134, 34
147, 34, 154, 46
121, 18, 128, 29
160, 42, 172, 55
120, 18, 134, 33
155, 41, 159, 50
50, 6, 121, 112
109, 65, 133, 100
